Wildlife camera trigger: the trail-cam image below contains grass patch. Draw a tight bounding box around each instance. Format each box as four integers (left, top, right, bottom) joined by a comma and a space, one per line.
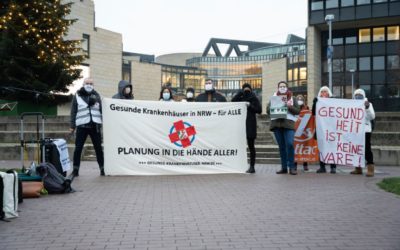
377, 177, 400, 196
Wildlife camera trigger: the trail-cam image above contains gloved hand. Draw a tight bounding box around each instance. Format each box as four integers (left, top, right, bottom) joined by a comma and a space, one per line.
88, 94, 97, 106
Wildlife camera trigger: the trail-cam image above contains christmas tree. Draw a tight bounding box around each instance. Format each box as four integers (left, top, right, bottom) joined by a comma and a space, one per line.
0, 0, 84, 104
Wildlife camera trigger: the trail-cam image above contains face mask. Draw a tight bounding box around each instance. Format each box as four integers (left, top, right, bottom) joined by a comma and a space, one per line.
205, 84, 213, 91
320, 91, 329, 98
84, 84, 93, 93
297, 100, 304, 106
186, 92, 193, 99
163, 92, 170, 100
355, 95, 364, 100
124, 87, 131, 95
278, 87, 287, 94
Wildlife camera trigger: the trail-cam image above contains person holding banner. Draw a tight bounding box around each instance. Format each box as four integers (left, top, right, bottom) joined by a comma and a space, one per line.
195, 79, 227, 102
294, 94, 310, 171
69, 78, 104, 177
112, 80, 133, 100
232, 83, 262, 173
312, 86, 337, 174
159, 86, 175, 101
267, 81, 300, 175
350, 88, 375, 177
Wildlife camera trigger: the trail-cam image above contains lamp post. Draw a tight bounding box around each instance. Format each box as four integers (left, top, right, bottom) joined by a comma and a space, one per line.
349, 69, 355, 99
325, 14, 335, 91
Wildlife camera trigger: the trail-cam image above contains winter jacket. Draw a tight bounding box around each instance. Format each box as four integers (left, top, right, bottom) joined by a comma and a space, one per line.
70, 87, 102, 129
195, 90, 227, 102
232, 91, 262, 139
267, 96, 300, 131
112, 80, 133, 99
354, 88, 375, 133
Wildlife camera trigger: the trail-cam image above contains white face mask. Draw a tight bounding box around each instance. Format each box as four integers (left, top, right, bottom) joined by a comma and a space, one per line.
124, 87, 131, 95
163, 92, 170, 100
297, 100, 304, 106
186, 92, 194, 98
205, 84, 213, 91
278, 87, 287, 94
84, 84, 93, 93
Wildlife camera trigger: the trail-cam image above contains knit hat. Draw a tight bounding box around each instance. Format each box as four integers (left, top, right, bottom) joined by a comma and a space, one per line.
354, 88, 366, 99
186, 87, 195, 93
318, 86, 333, 97
242, 83, 252, 90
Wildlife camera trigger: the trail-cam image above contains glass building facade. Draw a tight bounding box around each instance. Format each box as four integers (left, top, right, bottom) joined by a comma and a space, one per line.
308, 0, 400, 111
161, 64, 207, 95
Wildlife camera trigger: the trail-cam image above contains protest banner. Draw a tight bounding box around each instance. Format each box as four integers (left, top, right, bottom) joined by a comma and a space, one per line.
294, 110, 319, 163
316, 98, 365, 167
102, 98, 248, 175
269, 96, 287, 119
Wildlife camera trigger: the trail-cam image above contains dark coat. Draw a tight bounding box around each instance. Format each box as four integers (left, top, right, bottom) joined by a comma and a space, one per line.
112, 80, 133, 99
232, 91, 262, 139
70, 87, 102, 129
195, 90, 227, 102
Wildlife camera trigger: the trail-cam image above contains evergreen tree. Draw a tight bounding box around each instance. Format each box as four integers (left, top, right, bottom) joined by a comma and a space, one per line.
0, 0, 84, 103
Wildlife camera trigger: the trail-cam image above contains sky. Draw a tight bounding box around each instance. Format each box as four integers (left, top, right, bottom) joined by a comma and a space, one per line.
93, 0, 308, 57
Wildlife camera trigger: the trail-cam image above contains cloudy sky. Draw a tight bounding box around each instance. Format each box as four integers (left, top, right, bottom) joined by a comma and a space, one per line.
93, 0, 308, 56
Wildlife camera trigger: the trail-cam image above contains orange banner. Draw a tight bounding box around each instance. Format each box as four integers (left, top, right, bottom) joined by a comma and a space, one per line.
294, 110, 319, 163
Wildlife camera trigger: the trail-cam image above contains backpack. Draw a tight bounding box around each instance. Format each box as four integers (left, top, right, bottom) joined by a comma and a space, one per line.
36, 162, 73, 194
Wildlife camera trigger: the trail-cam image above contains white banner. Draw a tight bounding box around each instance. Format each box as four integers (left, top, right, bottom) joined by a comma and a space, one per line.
103, 98, 248, 175
316, 98, 365, 167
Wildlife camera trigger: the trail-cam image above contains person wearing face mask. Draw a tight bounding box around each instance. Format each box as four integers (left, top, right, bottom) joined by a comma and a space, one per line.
159, 86, 174, 101
294, 94, 310, 171
312, 86, 337, 174
182, 87, 195, 102
195, 79, 227, 102
69, 78, 104, 177
267, 81, 300, 175
350, 88, 375, 177
232, 83, 262, 173
112, 80, 133, 100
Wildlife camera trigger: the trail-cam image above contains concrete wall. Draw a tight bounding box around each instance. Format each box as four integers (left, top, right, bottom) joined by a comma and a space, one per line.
156, 53, 203, 66
306, 26, 322, 106
59, 0, 123, 115
131, 61, 162, 101
262, 58, 287, 114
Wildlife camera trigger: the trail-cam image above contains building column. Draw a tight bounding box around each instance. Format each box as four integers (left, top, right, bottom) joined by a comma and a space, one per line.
306, 26, 322, 106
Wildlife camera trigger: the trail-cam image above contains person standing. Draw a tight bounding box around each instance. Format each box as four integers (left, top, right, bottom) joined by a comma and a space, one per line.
70, 78, 104, 177
267, 81, 300, 175
182, 87, 195, 102
350, 88, 375, 177
312, 86, 337, 174
232, 83, 262, 173
112, 80, 133, 99
195, 79, 227, 102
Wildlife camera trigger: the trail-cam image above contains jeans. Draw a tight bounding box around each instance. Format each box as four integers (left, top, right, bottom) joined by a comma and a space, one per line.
273, 128, 295, 170
73, 126, 104, 169
247, 138, 256, 167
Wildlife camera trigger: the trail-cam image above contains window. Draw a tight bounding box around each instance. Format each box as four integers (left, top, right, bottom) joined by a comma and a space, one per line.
359, 29, 371, 43
359, 57, 371, 71
387, 55, 400, 69
326, 0, 339, 8
299, 67, 307, 80
373, 0, 387, 2
345, 36, 357, 44
373, 56, 385, 70
333, 37, 343, 45
342, 0, 355, 6
373, 27, 385, 42
346, 58, 357, 71
333, 59, 344, 72
311, 0, 324, 10
82, 34, 90, 58
288, 69, 293, 81
357, 0, 371, 4
387, 26, 400, 40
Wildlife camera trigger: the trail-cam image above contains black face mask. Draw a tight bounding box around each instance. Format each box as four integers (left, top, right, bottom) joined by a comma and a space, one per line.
243, 90, 251, 97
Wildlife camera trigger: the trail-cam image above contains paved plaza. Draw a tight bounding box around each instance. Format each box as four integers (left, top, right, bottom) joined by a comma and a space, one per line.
1, 161, 400, 250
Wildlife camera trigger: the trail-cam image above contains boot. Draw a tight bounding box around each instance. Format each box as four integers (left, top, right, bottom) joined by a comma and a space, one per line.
100, 167, 105, 176
316, 166, 326, 173
246, 166, 255, 174
303, 162, 309, 171
330, 166, 336, 174
276, 169, 288, 174
366, 164, 375, 177
350, 167, 363, 175
72, 167, 79, 177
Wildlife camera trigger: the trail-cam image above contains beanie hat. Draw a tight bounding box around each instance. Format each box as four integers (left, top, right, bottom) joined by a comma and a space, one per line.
186, 87, 195, 93
242, 83, 252, 90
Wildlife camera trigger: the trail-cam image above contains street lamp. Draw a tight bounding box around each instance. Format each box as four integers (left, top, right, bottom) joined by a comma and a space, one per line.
349, 69, 355, 99
325, 14, 335, 91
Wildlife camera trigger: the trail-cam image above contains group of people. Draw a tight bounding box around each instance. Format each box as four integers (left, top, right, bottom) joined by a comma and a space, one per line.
268, 81, 375, 176
68, 77, 375, 178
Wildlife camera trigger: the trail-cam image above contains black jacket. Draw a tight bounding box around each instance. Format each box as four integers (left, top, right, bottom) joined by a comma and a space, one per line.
195, 90, 227, 102
112, 80, 133, 99
70, 87, 102, 129
232, 91, 262, 139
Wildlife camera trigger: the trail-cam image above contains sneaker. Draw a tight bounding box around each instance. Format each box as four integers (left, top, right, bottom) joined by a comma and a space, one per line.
276, 169, 288, 174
